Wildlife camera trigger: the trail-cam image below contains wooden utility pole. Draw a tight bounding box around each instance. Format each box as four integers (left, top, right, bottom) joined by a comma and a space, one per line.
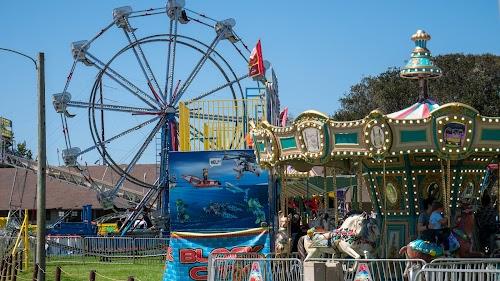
36, 52, 46, 281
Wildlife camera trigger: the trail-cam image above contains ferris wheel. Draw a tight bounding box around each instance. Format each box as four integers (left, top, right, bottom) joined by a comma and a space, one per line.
52, 1, 271, 215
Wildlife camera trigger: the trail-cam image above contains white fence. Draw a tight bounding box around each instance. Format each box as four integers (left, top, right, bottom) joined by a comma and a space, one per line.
207, 255, 500, 281
208, 257, 303, 281
305, 258, 426, 281
415, 268, 500, 281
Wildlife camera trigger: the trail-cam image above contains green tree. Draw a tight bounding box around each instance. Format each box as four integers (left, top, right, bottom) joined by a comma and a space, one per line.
16, 141, 33, 159
333, 54, 500, 120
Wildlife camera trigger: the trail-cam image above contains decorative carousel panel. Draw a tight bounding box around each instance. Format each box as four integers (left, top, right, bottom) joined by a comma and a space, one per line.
458, 176, 477, 205
329, 119, 366, 156
474, 116, 500, 154
389, 118, 433, 154
416, 172, 444, 203
252, 122, 279, 167
363, 110, 393, 160
294, 111, 330, 164
431, 103, 477, 160
370, 172, 409, 215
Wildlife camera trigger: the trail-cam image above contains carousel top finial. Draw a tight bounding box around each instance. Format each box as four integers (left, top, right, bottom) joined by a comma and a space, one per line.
400, 29, 442, 80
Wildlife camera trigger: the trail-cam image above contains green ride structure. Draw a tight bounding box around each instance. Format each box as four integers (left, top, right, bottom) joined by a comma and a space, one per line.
252, 30, 500, 257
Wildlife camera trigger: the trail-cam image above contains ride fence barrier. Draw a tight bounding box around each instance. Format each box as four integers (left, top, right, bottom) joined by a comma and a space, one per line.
208, 255, 303, 281
414, 258, 500, 281
27, 236, 168, 264
428, 257, 500, 269
305, 258, 426, 281
414, 267, 500, 281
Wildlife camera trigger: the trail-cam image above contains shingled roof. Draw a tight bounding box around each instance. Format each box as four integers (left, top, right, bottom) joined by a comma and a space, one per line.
0, 164, 157, 211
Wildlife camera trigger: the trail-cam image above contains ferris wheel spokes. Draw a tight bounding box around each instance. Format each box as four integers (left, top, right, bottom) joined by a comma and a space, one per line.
66, 100, 158, 115
75, 116, 160, 158
114, 6, 166, 104
185, 73, 250, 104
172, 18, 237, 106
84, 51, 160, 109
100, 115, 167, 204
166, 0, 186, 104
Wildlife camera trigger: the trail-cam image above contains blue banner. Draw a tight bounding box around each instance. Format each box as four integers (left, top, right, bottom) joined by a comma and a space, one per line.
163, 228, 270, 281
169, 150, 269, 231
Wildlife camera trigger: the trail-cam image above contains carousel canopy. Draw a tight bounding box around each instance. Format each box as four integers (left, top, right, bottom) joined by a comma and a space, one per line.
387, 98, 440, 120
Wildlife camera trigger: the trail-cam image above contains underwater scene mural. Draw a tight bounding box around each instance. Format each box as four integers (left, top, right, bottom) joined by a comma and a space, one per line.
169, 150, 269, 231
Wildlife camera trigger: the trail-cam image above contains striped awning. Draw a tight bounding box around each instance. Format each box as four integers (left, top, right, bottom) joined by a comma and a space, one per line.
387, 99, 440, 119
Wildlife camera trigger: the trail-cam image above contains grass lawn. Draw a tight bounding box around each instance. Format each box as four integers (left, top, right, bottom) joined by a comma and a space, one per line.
17, 257, 165, 281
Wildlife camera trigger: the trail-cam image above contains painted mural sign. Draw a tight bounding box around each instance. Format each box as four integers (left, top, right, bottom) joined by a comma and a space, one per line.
163, 228, 270, 281
169, 150, 269, 231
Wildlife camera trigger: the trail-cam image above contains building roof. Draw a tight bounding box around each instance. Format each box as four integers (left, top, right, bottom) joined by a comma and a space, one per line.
0, 164, 157, 211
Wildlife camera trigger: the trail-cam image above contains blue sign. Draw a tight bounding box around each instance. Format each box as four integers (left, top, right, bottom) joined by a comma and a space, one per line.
169, 150, 269, 231
163, 228, 270, 281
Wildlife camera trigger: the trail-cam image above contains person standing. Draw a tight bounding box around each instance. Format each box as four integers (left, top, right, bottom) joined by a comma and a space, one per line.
476, 193, 498, 255
417, 199, 433, 241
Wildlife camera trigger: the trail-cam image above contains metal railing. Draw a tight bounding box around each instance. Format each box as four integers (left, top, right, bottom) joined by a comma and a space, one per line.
208, 256, 303, 281
179, 98, 266, 151
26, 236, 168, 264
415, 267, 500, 281
306, 258, 426, 281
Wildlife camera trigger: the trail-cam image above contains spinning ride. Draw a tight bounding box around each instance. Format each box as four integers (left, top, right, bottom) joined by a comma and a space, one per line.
252, 30, 500, 256
53, 1, 275, 234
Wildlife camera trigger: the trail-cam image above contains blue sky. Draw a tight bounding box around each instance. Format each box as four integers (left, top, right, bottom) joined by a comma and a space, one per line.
0, 0, 499, 165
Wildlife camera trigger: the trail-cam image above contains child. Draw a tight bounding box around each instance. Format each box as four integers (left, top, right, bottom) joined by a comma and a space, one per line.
429, 201, 450, 255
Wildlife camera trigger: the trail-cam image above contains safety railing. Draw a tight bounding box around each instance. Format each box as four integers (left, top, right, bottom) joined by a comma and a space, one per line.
208, 256, 303, 281
306, 258, 426, 281
207, 254, 500, 281
28, 236, 168, 264
179, 98, 266, 151
414, 267, 500, 281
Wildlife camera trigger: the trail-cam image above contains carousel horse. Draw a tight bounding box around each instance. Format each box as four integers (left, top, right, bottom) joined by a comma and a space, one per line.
399, 204, 483, 263
275, 211, 291, 255
302, 212, 380, 260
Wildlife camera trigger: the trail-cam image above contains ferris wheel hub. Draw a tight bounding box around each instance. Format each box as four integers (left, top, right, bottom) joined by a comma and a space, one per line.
164, 106, 176, 114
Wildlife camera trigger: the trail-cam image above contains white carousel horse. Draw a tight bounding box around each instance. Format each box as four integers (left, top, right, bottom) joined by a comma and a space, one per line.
303, 212, 380, 260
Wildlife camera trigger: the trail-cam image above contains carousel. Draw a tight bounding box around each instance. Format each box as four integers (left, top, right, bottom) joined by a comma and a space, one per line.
252, 30, 500, 258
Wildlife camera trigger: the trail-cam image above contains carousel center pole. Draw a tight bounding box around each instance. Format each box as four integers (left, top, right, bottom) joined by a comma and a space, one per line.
333, 168, 338, 226
383, 159, 387, 257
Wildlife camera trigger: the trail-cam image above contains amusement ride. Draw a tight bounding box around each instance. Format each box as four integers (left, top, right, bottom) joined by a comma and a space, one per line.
50, 0, 279, 235
252, 30, 500, 257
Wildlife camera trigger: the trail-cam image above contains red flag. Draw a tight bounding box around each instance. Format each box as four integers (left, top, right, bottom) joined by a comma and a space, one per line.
279, 107, 288, 127
248, 40, 265, 78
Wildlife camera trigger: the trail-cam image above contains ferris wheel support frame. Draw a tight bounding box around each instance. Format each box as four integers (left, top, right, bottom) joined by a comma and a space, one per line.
54, 1, 264, 235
